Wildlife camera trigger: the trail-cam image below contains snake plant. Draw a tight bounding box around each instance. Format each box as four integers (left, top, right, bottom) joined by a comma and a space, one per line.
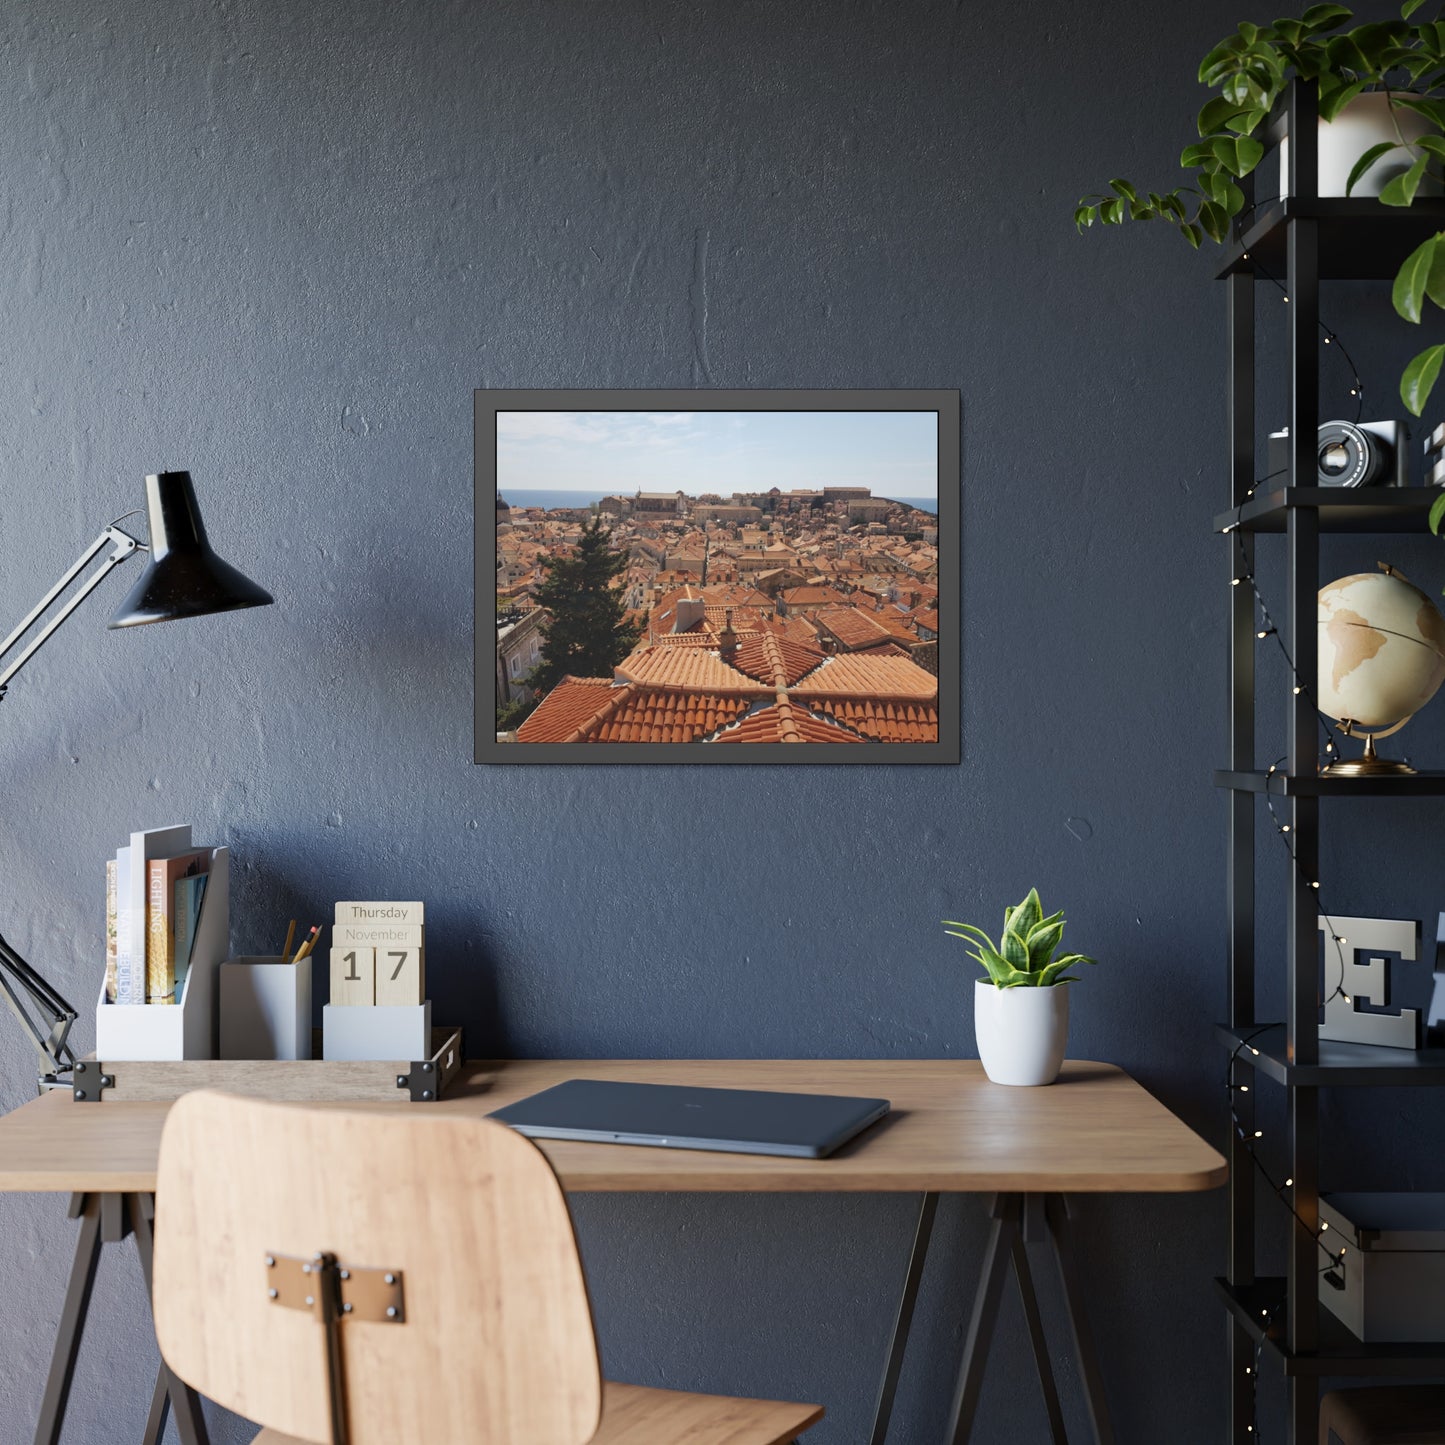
943, 889, 1097, 989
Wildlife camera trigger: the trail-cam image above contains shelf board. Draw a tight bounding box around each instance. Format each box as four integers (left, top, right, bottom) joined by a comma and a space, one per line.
1216, 1024, 1445, 1087
1217, 1278, 1445, 1376
1214, 769, 1445, 797
1215, 487, 1441, 535
1217, 197, 1445, 281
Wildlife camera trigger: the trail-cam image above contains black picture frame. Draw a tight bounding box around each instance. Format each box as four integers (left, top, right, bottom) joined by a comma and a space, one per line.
475, 388, 960, 764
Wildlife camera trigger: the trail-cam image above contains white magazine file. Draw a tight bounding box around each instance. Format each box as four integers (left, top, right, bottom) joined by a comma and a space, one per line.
95, 836, 229, 1061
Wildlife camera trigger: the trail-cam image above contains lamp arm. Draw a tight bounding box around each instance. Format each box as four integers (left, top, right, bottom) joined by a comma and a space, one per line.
0, 524, 144, 1091
0, 932, 77, 1091
0, 525, 144, 694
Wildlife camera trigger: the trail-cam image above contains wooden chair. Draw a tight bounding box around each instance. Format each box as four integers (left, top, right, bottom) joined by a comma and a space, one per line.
151, 1090, 822, 1445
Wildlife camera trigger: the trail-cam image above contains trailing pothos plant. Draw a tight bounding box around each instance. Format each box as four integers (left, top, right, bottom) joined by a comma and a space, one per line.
942, 889, 1097, 989
1076, 3, 1445, 417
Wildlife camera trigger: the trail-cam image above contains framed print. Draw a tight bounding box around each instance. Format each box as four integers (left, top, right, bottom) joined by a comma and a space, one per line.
475, 388, 959, 764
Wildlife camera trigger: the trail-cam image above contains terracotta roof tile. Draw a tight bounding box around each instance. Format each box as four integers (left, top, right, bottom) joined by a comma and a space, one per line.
731, 633, 825, 688
790, 654, 938, 700
780, 585, 850, 609
809, 699, 939, 743
712, 702, 862, 744
614, 645, 764, 693
591, 692, 751, 743
813, 606, 892, 650
516, 678, 621, 742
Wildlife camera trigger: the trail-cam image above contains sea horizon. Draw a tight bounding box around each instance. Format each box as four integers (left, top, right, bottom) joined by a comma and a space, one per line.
500, 487, 939, 516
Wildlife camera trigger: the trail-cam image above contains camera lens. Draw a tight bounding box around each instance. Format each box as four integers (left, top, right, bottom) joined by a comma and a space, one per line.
1315, 420, 1384, 487
1319, 440, 1351, 477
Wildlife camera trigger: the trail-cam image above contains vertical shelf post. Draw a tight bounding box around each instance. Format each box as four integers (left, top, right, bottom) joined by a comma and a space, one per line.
1284, 78, 1321, 1444
1226, 259, 1257, 1445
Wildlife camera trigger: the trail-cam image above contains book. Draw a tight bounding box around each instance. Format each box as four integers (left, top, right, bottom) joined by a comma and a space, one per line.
147, 850, 212, 1004
114, 846, 136, 1005
172, 872, 210, 1000
104, 859, 118, 1004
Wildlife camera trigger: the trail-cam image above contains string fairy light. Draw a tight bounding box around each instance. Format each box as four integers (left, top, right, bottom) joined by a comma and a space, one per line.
1225, 1025, 1351, 1440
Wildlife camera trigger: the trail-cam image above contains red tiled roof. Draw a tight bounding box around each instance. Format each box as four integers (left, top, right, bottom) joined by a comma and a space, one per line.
712, 702, 862, 744
813, 606, 893, 650
589, 692, 751, 743
809, 699, 939, 743
791, 654, 938, 700
515, 678, 620, 742
780, 585, 850, 609
615, 646, 763, 693
852, 641, 910, 658
731, 632, 825, 689
912, 609, 940, 632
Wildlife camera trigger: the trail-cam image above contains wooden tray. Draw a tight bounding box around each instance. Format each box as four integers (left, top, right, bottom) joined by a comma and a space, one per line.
70, 1027, 464, 1104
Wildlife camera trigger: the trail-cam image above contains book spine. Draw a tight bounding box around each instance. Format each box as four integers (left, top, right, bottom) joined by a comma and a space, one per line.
115, 848, 134, 1005
147, 859, 175, 1004
104, 859, 118, 1004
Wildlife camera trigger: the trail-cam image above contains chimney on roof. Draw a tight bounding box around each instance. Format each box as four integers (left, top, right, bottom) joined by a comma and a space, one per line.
718, 609, 739, 664
674, 593, 706, 632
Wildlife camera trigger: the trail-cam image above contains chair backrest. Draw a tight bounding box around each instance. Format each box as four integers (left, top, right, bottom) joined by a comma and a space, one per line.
152, 1090, 603, 1445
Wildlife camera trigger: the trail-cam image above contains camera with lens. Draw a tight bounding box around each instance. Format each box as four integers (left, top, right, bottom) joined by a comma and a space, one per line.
1268, 420, 1408, 489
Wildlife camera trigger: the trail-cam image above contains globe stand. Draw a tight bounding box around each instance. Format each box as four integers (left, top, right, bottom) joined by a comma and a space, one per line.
1320, 720, 1416, 778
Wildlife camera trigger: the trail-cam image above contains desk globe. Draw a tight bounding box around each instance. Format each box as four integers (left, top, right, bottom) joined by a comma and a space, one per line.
1317, 564, 1445, 776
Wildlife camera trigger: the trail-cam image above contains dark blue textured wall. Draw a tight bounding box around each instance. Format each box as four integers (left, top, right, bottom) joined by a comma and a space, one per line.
3, 2, 1444, 1441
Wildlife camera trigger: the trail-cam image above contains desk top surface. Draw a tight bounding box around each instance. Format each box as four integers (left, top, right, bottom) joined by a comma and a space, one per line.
0, 1058, 1226, 1195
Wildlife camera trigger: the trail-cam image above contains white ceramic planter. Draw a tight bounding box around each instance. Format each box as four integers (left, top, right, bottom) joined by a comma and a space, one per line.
1282, 91, 1442, 198
974, 978, 1069, 1087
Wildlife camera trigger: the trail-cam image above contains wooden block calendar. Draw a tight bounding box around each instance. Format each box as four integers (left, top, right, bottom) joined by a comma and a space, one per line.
328, 902, 425, 1008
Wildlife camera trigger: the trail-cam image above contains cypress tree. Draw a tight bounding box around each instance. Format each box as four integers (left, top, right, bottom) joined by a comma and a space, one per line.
527, 515, 641, 692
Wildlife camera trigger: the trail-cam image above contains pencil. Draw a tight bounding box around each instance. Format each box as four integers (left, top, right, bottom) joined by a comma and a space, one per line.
281, 920, 297, 963
294, 926, 321, 961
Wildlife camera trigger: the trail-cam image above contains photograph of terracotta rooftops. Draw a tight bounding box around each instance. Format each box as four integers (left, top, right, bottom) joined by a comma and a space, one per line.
494, 408, 944, 746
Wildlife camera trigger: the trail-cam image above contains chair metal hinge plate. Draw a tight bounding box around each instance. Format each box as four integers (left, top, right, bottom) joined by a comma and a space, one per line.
265, 1252, 406, 1323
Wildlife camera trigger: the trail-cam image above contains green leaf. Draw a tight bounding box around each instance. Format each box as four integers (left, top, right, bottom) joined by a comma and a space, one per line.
1013, 888, 1044, 935
1180, 221, 1204, 248
1392, 232, 1445, 320
1039, 955, 1095, 986
1025, 919, 1065, 968
1100, 197, 1125, 224
1211, 134, 1266, 178
977, 947, 1031, 989
1074, 204, 1098, 231
1001, 927, 1030, 970
1418, 134, 1445, 161
943, 921, 999, 952
1180, 141, 1216, 168
1231, 108, 1268, 135
1380, 153, 1430, 206
1108, 178, 1138, 202
1198, 198, 1230, 243
1198, 96, 1252, 137
1346, 141, 1405, 196
1401, 342, 1445, 414
1404, 0, 1427, 17
1198, 37, 1249, 83
1300, 4, 1356, 34
1391, 94, 1445, 128
1319, 77, 1366, 122
1428, 490, 1445, 534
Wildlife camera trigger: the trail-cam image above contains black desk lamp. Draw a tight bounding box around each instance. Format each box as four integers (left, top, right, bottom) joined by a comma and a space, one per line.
0, 471, 272, 1090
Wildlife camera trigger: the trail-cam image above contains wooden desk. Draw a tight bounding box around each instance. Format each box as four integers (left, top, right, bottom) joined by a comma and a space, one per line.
0, 1060, 1224, 1445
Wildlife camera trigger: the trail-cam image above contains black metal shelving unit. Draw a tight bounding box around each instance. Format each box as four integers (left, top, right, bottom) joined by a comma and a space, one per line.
1219, 80, 1445, 1444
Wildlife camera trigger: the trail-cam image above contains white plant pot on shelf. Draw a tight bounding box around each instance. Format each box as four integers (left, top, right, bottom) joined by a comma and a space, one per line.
974, 979, 1069, 1087
1282, 91, 1443, 198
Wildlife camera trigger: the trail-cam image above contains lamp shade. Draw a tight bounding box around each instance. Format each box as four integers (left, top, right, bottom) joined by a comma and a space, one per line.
108, 472, 273, 628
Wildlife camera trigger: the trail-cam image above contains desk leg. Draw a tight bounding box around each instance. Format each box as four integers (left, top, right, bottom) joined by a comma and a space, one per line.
33, 1193, 104, 1445
868, 1191, 939, 1445
1045, 1196, 1115, 1445
131, 1193, 211, 1445
945, 1194, 1021, 1444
